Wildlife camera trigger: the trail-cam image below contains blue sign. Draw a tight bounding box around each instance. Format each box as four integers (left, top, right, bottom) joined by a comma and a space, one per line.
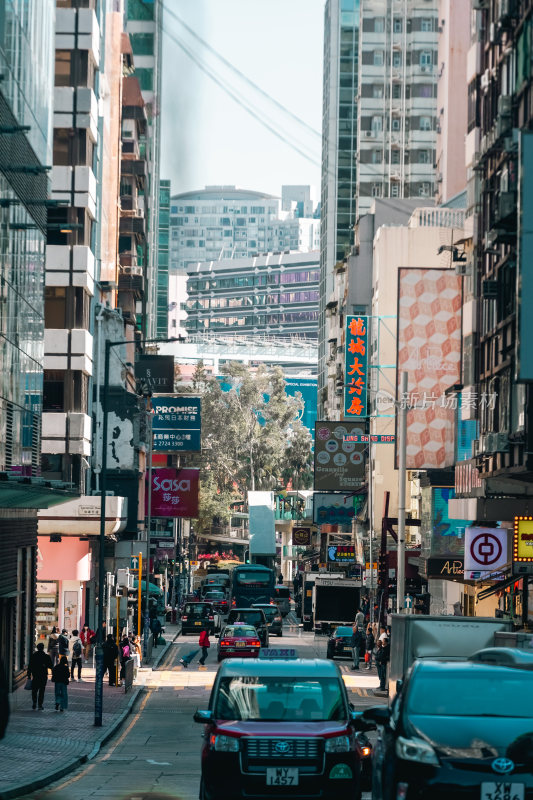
152, 396, 201, 452
284, 377, 317, 437
344, 316, 369, 419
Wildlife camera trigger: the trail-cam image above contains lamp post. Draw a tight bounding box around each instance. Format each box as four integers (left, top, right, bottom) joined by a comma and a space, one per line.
94, 336, 180, 727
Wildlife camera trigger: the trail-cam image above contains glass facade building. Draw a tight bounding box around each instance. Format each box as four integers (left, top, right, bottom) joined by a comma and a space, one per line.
157, 179, 170, 337
318, 0, 360, 416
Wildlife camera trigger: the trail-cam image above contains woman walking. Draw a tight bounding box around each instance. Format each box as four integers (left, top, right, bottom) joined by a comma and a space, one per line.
130, 635, 142, 679
52, 655, 69, 712
47, 626, 59, 667
365, 623, 375, 670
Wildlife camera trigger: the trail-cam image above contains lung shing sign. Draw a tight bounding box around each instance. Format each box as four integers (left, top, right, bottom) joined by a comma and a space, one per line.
464, 527, 507, 579
344, 316, 368, 418
147, 468, 199, 518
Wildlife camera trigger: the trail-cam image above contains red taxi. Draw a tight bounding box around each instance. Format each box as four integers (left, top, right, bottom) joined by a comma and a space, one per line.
216, 624, 261, 662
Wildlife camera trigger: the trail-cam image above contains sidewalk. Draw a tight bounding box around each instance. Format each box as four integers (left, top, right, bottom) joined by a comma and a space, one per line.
0, 626, 179, 800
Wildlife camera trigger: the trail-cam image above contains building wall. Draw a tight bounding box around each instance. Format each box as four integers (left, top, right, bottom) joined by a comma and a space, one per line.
357, 0, 438, 217
435, 0, 469, 204
157, 179, 170, 337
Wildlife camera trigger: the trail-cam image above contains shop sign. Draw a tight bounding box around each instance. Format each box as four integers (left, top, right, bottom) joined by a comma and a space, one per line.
293, 527, 311, 546
464, 527, 508, 578
136, 355, 175, 392
426, 557, 464, 579
344, 316, 369, 418
314, 421, 366, 491
152, 396, 201, 452
327, 545, 355, 563
513, 517, 533, 574
147, 468, 199, 518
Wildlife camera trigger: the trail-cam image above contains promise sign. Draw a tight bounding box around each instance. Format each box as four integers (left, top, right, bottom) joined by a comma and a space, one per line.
344, 316, 369, 418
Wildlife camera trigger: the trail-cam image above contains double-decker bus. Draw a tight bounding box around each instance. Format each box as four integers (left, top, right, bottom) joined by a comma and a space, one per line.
231, 564, 276, 608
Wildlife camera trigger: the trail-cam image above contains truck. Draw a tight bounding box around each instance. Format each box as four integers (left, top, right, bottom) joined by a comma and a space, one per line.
312, 575, 361, 634
301, 574, 318, 631
389, 613, 513, 697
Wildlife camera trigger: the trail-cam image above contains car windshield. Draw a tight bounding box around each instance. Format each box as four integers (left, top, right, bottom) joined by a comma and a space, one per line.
335, 627, 353, 638
205, 592, 224, 599
184, 604, 210, 616
229, 611, 264, 626
407, 670, 533, 718
214, 676, 347, 721
223, 626, 257, 637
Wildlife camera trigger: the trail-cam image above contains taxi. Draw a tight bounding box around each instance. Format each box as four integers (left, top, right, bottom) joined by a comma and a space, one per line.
216, 624, 262, 661
194, 649, 373, 800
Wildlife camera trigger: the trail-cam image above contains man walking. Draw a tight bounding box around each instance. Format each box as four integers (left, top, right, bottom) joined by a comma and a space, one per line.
70, 629, 83, 681
350, 623, 365, 671
103, 634, 119, 686
198, 628, 210, 667
27, 643, 53, 710
58, 629, 70, 659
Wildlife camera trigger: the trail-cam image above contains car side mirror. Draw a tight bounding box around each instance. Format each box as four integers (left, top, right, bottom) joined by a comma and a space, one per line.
350, 709, 377, 731
194, 709, 214, 724
362, 706, 391, 727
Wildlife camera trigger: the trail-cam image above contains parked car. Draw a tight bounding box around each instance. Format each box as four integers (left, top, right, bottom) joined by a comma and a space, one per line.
326, 625, 355, 661
180, 602, 215, 635
252, 603, 283, 637
226, 608, 269, 647
216, 624, 261, 661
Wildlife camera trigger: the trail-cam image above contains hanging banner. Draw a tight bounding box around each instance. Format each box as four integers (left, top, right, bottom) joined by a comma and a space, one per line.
344, 315, 369, 418
147, 468, 199, 518
314, 421, 366, 491
152, 396, 201, 452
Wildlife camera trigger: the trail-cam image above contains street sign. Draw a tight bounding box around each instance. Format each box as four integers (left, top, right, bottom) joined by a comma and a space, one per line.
343, 434, 395, 443
130, 556, 140, 571
152, 396, 201, 452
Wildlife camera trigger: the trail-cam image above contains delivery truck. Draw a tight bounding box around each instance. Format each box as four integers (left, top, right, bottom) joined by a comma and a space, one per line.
312, 575, 361, 634
389, 613, 513, 697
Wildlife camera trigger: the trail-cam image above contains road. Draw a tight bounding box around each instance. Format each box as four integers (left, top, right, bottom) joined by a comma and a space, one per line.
23, 623, 380, 800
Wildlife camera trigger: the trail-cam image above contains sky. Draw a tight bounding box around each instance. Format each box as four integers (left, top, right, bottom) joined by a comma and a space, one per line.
160, 0, 324, 202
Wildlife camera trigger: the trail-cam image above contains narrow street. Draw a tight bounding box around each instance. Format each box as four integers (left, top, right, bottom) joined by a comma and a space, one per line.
23, 625, 379, 800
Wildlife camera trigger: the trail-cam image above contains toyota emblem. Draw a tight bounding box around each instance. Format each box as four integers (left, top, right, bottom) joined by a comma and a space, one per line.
491, 758, 515, 775
275, 741, 291, 754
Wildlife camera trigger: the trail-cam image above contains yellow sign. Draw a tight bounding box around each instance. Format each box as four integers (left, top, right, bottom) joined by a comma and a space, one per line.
513, 517, 533, 561
190, 560, 199, 567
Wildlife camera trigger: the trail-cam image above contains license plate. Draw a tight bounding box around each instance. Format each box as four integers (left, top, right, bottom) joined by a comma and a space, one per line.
266, 768, 299, 787
194, 621, 202, 626
481, 783, 525, 800
236, 641, 246, 647
343, 647, 352, 652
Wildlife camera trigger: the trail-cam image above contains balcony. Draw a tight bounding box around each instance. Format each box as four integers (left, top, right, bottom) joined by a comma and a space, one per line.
41, 412, 92, 456
51, 165, 97, 218
53, 87, 97, 141
55, 8, 100, 66
118, 266, 144, 296
119, 214, 146, 239
45, 245, 95, 295
121, 158, 146, 182
44, 329, 93, 375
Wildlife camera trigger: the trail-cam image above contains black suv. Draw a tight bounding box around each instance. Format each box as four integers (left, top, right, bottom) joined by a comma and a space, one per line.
226, 608, 269, 647
180, 602, 215, 635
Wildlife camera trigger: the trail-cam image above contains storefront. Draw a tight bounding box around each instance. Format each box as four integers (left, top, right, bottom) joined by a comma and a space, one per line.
36, 537, 92, 637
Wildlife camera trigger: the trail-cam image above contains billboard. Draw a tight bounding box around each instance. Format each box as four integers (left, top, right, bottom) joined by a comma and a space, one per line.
147, 468, 199, 518
136, 355, 175, 393
152, 396, 201, 452
313, 493, 365, 527
327, 545, 356, 563
284, 377, 317, 437
248, 491, 276, 556
397, 268, 462, 469
344, 315, 369, 418
464, 527, 508, 579
430, 487, 469, 557
314, 421, 366, 491
293, 527, 312, 546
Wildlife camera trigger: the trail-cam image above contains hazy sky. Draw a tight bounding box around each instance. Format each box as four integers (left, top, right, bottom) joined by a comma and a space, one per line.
160, 0, 324, 201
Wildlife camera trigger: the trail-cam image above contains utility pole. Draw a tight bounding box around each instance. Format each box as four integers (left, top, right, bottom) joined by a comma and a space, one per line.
143, 404, 154, 658
397, 371, 408, 614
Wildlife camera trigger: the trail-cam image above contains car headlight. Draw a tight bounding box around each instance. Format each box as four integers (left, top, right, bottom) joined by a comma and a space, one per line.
325, 734, 355, 753
396, 736, 439, 766
210, 734, 240, 752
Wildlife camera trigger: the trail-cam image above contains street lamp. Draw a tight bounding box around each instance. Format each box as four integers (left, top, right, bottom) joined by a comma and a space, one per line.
94, 335, 181, 727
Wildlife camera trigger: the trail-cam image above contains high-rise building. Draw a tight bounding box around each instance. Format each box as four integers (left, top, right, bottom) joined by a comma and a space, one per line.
318, 0, 360, 417
0, 0, 57, 691
281, 185, 314, 217
157, 179, 170, 338
125, 0, 163, 339
356, 0, 439, 218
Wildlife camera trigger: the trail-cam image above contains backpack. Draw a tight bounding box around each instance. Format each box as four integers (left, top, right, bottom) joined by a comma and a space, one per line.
72, 639, 82, 658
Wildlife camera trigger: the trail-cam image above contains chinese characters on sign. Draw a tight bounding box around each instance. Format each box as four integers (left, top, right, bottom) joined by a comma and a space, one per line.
344, 315, 368, 418
327, 545, 356, 563
152, 396, 201, 452
513, 517, 533, 574
147, 468, 199, 518
293, 527, 312, 546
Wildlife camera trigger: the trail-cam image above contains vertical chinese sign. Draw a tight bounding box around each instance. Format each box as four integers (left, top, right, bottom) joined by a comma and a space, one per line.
344, 315, 369, 419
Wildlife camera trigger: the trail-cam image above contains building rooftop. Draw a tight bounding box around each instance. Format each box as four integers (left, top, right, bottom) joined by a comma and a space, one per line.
171, 186, 278, 202
187, 250, 320, 275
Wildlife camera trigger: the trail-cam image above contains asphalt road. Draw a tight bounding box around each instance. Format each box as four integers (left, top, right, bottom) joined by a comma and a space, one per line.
23, 623, 380, 800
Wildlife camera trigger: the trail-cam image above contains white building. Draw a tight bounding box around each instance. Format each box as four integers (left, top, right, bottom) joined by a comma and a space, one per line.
168, 271, 188, 339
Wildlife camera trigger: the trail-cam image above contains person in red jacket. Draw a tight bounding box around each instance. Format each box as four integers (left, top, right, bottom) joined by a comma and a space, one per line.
198, 629, 210, 666
80, 623, 95, 662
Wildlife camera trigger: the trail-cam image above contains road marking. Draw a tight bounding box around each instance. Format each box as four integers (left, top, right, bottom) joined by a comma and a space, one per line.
146, 759, 171, 765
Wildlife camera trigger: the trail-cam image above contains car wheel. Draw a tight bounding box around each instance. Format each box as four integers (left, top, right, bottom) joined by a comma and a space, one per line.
277, 630, 283, 637
199, 778, 213, 800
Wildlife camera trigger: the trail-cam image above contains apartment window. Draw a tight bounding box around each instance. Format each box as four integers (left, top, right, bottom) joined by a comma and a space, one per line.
371, 115, 383, 133
392, 50, 402, 68
392, 118, 401, 131
55, 51, 71, 87
392, 149, 401, 164
419, 183, 430, 197
134, 68, 153, 91
372, 184, 382, 197
392, 83, 402, 99
373, 84, 384, 98
419, 150, 430, 164
43, 372, 65, 412
53, 130, 70, 166
420, 51, 433, 69
129, 33, 154, 55
45, 288, 67, 328
374, 50, 384, 66
393, 18, 403, 33
372, 149, 383, 164
374, 17, 385, 32
420, 116, 432, 131
391, 184, 400, 197
421, 18, 433, 32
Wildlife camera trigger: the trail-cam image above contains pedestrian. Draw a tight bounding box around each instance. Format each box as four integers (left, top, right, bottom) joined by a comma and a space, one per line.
52, 655, 69, 712
27, 643, 53, 710
150, 616, 162, 648
355, 607, 365, 630
119, 635, 131, 686
130, 635, 142, 679
365, 624, 375, 670
70, 629, 83, 681
378, 625, 388, 643
103, 634, 119, 686
80, 623, 95, 662
198, 628, 210, 666
350, 623, 365, 671
278, 573, 284, 584
179, 648, 200, 668
47, 626, 59, 667
375, 636, 390, 691
57, 628, 70, 659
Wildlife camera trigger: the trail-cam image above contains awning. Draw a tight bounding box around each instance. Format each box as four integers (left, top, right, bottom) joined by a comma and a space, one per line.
477, 573, 517, 602
0, 473, 78, 509
133, 580, 163, 595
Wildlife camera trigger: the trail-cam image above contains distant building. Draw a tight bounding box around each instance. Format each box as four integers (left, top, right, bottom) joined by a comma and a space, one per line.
356, 0, 439, 218
282, 185, 314, 217
168, 271, 188, 339
186, 252, 320, 340
169, 186, 319, 271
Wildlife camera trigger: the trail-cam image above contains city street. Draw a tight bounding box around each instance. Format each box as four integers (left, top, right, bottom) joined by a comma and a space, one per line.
22, 624, 379, 800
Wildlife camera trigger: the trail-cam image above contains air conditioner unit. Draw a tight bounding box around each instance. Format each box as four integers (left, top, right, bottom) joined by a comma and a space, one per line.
135, 208, 144, 218
455, 259, 473, 277
480, 69, 490, 91
421, 66, 427, 72
473, 439, 481, 456
366, 130, 375, 138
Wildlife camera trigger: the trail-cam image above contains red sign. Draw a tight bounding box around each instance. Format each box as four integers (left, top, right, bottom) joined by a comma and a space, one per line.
147, 468, 199, 518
